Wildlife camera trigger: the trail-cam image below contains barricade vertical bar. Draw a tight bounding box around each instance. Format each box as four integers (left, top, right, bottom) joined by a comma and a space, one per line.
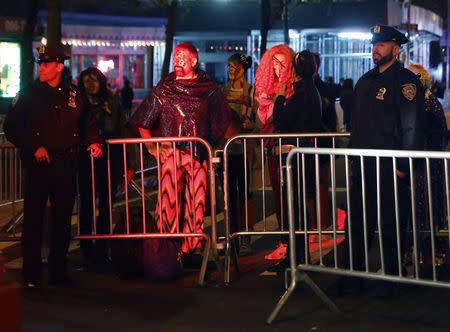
90, 154, 97, 235
330, 153, 338, 267
156, 143, 163, 234
9, 148, 13, 204
0, 147, 3, 200
315, 152, 323, 265
409, 158, 419, 280
445, 159, 450, 250
278, 138, 284, 230
345, 155, 353, 270
190, 142, 195, 236
106, 143, 112, 233
122, 143, 129, 234
139, 143, 147, 233
224, 139, 231, 284
392, 158, 402, 276
376, 156, 385, 274
173, 141, 179, 233
426, 158, 437, 281
261, 139, 267, 231
208, 144, 217, 251
302, 153, 309, 264
296, 138, 301, 230
360, 156, 369, 272
244, 138, 249, 231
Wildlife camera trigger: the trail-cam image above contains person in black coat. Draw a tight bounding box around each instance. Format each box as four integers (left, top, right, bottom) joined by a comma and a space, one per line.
269, 50, 323, 270
3, 46, 103, 287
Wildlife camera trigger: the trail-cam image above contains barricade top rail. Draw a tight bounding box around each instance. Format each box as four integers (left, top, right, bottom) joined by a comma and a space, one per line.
106, 136, 212, 146
224, 132, 350, 147
287, 147, 450, 160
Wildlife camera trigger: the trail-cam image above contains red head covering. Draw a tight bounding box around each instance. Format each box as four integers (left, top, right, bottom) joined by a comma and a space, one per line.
255, 44, 294, 126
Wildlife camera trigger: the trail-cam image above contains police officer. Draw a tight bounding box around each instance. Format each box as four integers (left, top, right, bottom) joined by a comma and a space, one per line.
346, 25, 425, 280
3, 45, 103, 287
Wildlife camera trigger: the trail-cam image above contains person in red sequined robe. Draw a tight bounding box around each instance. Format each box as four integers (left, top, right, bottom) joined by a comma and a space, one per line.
130, 42, 230, 253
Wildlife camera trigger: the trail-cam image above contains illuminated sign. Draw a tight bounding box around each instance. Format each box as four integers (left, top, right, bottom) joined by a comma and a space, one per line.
0, 42, 21, 97
98, 59, 115, 73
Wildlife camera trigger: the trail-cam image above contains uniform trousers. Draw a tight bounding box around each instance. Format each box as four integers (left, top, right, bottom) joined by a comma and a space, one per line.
22, 155, 77, 283
344, 158, 410, 275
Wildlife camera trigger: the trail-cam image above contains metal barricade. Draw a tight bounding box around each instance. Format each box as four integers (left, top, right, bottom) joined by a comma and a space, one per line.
76, 137, 219, 285
268, 147, 450, 323
0, 133, 23, 242
222, 132, 350, 283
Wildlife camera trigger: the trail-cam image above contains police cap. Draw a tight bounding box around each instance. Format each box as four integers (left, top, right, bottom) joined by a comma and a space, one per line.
370, 25, 409, 45
36, 45, 70, 64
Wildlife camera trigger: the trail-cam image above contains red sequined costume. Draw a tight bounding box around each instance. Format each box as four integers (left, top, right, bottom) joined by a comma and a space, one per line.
130, 71, 230, 253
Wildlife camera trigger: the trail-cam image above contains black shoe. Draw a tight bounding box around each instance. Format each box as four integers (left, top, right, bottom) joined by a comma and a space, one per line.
23, 280, 41, 289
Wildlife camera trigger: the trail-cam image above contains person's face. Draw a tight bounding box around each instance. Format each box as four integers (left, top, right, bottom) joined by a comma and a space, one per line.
83, 74, 100, 95
228, 61, 244, 81
272, 53, 288, 80
39, 62, 62, 83
173, 47, 197, 79
372, 41, 399, 66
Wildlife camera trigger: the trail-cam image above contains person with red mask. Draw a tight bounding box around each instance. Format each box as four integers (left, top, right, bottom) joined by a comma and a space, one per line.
254, 44, 295, 261
4, 46, 103, 287
130, 42, 230, 255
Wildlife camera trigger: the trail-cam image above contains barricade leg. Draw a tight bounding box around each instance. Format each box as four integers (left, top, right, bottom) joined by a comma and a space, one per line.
198, 234, 211, 286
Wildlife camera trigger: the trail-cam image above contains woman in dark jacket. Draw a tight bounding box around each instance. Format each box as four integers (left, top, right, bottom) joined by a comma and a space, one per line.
270, 50, 323, 269
78, 67, 135, 268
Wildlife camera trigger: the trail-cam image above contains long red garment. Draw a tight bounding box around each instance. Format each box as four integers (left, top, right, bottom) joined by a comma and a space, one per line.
130, 71, 230, 253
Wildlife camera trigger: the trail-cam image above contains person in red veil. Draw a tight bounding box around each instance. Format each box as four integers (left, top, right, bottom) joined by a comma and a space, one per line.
130, 42, 231, 255
254, 44, 295, 260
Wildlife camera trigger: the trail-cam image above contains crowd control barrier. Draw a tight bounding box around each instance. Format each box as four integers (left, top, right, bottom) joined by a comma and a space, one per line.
268, 147, 450, 323
77, 137, 219, 285
222, 133, 350, 283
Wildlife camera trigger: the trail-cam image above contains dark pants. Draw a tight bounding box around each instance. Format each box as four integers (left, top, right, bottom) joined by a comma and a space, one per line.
22, 156, 77, 283
78, 150, 120, 262
219, 152, 252, 234
344, 158, 409, 275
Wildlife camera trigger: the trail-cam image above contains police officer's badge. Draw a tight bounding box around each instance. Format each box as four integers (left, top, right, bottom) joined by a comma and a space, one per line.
68, 89, 77, 108
402, 83, 416, 101
374, 25, 381, 33
376, 87, 386, 100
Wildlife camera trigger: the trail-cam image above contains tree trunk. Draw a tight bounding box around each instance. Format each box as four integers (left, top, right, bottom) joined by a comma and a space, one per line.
260, 0, 271, 57
161, 0, 178, 78
46, 0, 61, 48
21, 0, 40, 88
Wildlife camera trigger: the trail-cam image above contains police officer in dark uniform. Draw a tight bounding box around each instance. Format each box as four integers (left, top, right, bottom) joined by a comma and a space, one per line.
345, 25, 425, 280
3, 45, 103, 287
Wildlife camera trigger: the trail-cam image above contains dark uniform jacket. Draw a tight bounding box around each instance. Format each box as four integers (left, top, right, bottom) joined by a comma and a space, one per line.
4, 80, 102, 166
350, 60, 425, 154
